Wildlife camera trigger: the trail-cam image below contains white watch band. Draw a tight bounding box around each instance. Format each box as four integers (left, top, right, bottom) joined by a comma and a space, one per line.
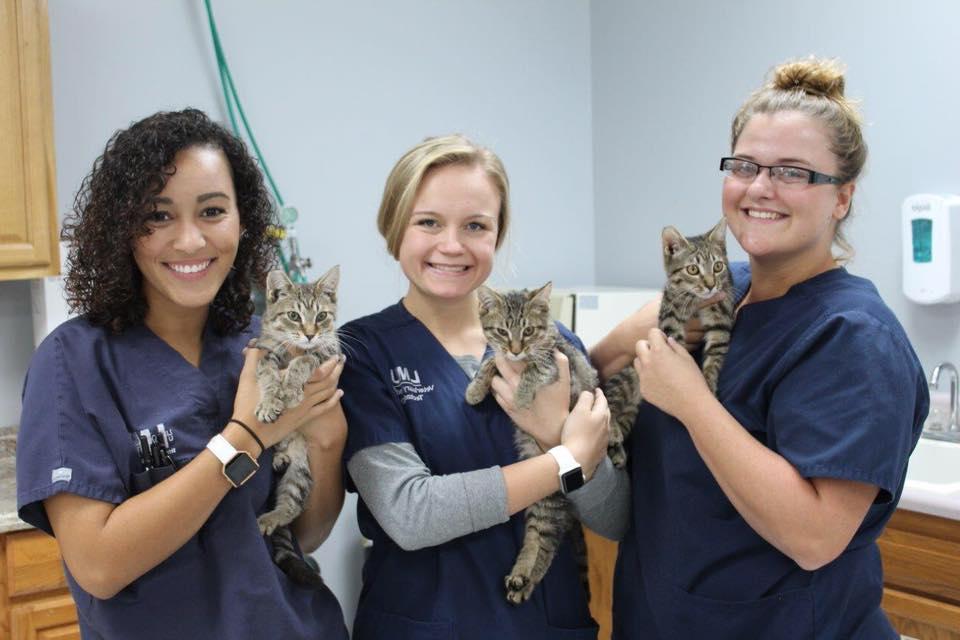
547, 445, 580, 474
206, 433, 238, 464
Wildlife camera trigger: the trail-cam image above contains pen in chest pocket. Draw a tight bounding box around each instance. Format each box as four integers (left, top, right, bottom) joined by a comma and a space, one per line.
135, 424, 178, 471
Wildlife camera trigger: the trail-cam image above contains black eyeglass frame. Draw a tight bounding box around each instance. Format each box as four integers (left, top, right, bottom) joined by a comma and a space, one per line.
719, 157, 843, 185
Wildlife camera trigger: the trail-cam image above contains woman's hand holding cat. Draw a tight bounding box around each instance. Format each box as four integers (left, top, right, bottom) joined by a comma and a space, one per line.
633, 328, 710, 420
298, 355, 348, 450
560, 389, 610, 480
231, 348, 344, 450
490, 351, 571, 450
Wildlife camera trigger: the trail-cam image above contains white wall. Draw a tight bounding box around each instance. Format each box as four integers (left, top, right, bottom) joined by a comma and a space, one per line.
591, 0, 960, 381
0, 282, 35, 425
0, 0, 595, 628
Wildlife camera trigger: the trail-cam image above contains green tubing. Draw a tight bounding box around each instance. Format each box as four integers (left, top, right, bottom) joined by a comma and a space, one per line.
203, 0, 310, 283
202, 0, 283, 207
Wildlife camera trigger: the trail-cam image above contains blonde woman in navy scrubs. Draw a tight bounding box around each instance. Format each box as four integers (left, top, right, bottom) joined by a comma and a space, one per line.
17, 109, 348, 639
590, 58, 929, 639
338, 135, 618, 639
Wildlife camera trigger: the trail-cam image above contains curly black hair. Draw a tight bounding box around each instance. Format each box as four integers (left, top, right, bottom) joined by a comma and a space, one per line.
62, 108, 276, 334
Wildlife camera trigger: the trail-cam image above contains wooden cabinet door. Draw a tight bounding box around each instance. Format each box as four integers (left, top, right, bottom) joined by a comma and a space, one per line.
5, 530, 68, 598
883, 588, 960, 640
584, 527, 617, 640
10, 593, 80, 640
0, 0, 59, 280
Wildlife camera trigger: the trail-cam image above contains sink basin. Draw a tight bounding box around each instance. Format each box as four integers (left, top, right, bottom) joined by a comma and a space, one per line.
906, 437, 960, 491
899, 437, 960, 520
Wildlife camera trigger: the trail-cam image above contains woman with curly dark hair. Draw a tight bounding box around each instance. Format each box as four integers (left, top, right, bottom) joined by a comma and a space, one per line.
16, 108, 349, 639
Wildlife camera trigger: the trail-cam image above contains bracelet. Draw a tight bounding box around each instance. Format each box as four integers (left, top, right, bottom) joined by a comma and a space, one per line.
228, 418, 265, 456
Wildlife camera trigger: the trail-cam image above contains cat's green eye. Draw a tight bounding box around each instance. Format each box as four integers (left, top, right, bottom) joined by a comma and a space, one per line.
713, 262, 725, 273
317, 312, 328, 322
496, 328, 509, 337
287, 311, 301, 322
686, 265, 700, 276
522, 327, 535, 337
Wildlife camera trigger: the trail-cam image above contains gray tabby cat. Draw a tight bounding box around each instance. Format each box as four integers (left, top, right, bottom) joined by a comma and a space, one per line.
465, 282, 598, 605
253, 265, 341, 588
604, 220, 734, 467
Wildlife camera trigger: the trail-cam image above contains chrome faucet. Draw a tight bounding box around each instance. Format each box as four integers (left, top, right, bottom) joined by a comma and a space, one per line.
925, 362, 960, 442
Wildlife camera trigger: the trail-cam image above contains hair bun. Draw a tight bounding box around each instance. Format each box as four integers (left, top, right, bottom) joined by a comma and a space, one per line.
771, 58, 845, 100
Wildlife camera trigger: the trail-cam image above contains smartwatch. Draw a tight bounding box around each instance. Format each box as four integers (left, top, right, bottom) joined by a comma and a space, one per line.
206, 434, 259, 488
547, 445, 585, 495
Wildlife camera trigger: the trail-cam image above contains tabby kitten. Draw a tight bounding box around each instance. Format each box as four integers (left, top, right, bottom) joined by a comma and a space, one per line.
604, 219, 735, 467
465, 282, 598, 605
253, 265, 341, 588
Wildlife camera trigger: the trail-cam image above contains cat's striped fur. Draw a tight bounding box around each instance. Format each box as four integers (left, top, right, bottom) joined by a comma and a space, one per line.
465, 282, 598, 605
605, 220, 735, 467
253, 265, 341, 589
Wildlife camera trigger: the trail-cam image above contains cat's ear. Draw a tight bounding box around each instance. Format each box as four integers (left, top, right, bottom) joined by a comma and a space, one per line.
476, 285, 500, 316
266, 269, 293, 304
661, 226, 689, 258
707, 219, 727, 244
529, 281, 553, 306
315, 264, 340, 302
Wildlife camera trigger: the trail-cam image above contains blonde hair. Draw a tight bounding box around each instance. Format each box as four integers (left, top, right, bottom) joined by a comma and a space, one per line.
732, 57, 867, 262
377, 134, 510, 259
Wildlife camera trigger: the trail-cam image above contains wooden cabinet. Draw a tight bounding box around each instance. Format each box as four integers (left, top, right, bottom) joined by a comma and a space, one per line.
584, 510, 960, 640
0, 0, 59, 281
879, 509, 960, 640
1, 528, 80, 640
584, 527, 617, 640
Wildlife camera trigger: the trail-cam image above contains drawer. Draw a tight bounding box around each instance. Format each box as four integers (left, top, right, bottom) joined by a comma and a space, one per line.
883, 588, 960, 640
10, 593, 80, 640
5, 529, 68, 597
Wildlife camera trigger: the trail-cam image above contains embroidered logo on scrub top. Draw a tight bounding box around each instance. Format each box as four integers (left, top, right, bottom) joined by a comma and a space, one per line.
390, 366, 435, 404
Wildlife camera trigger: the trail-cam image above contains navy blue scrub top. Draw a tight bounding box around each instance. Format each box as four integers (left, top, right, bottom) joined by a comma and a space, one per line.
17, 316, 348, 640
339, 301, 598, 640
613, 264, 929, 640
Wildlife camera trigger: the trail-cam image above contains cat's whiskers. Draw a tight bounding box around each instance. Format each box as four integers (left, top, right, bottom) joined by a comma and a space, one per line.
336, 328, 365, 361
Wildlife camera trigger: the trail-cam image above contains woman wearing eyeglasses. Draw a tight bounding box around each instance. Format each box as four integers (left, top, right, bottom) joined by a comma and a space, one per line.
589, 57, 929, 639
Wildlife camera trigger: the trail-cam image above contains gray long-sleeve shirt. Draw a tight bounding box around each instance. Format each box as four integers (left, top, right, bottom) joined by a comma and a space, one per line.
347, 442, 630, 551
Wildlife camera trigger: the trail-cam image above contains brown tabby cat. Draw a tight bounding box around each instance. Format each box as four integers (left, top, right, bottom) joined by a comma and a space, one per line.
604, 219, 735, 467
253, 265, 341, 588
465, 282, 598, 605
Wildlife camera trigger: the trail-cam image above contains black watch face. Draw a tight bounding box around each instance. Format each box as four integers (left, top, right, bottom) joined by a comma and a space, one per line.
225, 453, 259, 487
561, 468, 585, 494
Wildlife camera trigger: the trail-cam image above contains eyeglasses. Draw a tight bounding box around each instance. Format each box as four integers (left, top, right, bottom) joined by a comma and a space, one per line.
719, 157, 842, 186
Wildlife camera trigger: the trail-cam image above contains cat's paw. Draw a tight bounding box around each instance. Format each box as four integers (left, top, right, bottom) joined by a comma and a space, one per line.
504, 572, 535, 605
272, 450, 291, 471
464, 382, 487, 405
256, 396, 285, 423
258, 511, 284, 536
608, 443, 628, 469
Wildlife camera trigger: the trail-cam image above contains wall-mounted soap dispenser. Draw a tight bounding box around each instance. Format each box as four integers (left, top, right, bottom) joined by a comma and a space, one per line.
902, 194, 960, 304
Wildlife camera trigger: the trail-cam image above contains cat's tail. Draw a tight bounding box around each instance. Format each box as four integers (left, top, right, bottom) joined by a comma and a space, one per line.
603, 366, 641, 468
271, 525, 326, 589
